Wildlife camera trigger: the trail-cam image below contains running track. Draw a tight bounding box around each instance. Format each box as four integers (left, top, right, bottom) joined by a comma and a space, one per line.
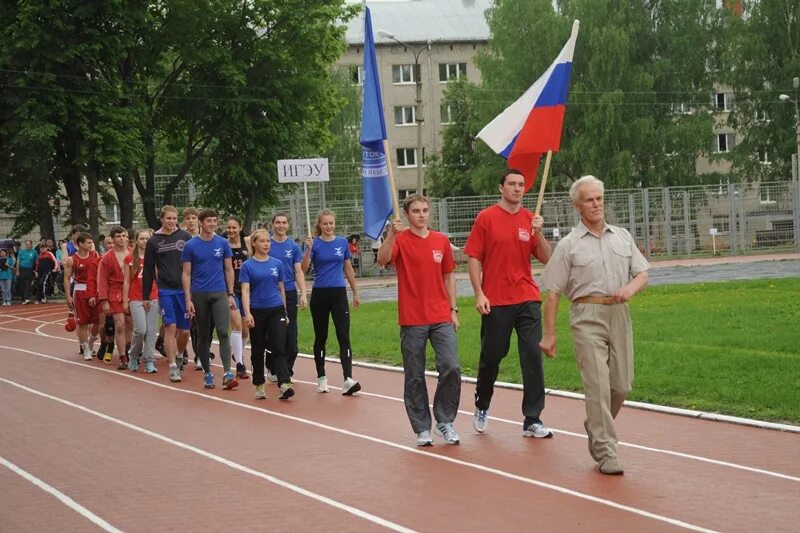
1, 305, 797, 532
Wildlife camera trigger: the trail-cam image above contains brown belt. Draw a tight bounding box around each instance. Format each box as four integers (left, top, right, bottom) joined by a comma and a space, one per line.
572, 295, 616, 305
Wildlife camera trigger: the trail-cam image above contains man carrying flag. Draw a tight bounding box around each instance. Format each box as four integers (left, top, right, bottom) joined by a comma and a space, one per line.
360, 6, 395, 240
477, 20, 579, 193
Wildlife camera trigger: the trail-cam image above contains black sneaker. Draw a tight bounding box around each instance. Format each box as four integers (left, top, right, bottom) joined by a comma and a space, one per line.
236, 362, 249, 380
155, 336, 165, 356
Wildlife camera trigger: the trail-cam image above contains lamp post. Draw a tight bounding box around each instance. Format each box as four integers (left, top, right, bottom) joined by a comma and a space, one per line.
378, 30, 430, 194
779, 76, 800, 183
779, 76, 800, 250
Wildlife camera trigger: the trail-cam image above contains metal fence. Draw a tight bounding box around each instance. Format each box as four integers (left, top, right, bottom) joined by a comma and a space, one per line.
3, 180, 799, 263
275, 180, 800, 259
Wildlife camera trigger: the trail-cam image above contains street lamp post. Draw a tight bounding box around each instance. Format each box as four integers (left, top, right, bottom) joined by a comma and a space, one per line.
779, 76, 800, 250
378, 30, 430, 194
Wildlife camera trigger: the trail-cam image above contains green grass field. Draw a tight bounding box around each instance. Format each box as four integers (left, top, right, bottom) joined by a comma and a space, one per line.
296, 278, 800, 424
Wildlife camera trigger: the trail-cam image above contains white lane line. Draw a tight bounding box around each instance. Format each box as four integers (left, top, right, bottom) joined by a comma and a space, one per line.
0, 376, 415, 533
0, 343, 717, 532
7, 323, 800, 483
0, 454, 123, 533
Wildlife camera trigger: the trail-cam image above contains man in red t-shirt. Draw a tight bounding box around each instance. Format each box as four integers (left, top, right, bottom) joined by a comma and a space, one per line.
97, 226, 129, 369
63, 232, 100, 360
464, 169, 553, 438
378, 194, 461, 446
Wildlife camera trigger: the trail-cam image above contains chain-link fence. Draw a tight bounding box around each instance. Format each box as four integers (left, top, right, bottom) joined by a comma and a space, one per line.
3, 179, 799, 267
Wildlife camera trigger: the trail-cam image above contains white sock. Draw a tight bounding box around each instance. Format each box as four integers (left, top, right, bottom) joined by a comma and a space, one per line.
230, 330, 243, 365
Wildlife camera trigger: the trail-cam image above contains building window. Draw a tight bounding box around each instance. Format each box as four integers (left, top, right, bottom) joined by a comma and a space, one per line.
105, 204, 120, 224
439, 62, 467, 82
349, 65, 364, 85
392, 64, 415, 84
396, 148, 417, 168
754, 109, 771, 122
715, 133, 735, 153
440, 104, 454, 124
714, 92, 734, 112
671, 102, 694, 115
712, 214, 730, 233
758, 147, 770, 164
394, 106, 416, 126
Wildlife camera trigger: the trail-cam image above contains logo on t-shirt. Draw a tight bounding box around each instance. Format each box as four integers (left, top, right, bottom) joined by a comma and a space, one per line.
518, 228, 530, 242
284, 249, 293, 258
213, 248, 223, 257
175, 239, 186, 251
270, 267, 279, 277
334, 247, 343, 257
432, 249, 443, 263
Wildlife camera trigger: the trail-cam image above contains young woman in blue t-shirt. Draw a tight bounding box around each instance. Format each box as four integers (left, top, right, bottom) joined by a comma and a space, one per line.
301, 209, 361, 395
241, 229, 293, 400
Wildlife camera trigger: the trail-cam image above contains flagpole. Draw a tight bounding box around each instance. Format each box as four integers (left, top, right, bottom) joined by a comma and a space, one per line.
534, 150, 553, 217
303, 182, 312, 237
383, 140, 401, 219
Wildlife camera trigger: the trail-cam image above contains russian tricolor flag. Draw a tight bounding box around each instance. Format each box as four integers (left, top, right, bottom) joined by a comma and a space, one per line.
477, 20, 579, 192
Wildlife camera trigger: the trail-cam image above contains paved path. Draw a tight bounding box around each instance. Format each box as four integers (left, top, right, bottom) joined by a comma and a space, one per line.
356, 252, 800, 303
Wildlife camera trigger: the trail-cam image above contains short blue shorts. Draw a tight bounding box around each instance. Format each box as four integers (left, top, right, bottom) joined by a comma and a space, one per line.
159, 292, 190, 330
233, 294, 246, 317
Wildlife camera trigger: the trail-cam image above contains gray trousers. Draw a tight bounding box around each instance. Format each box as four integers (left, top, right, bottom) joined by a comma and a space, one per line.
129, 299, 160, 363
191, 291, 232, 373
400, 322, 461, 433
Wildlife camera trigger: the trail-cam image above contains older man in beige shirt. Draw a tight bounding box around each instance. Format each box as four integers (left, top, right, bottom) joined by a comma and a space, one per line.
540, 175, 650, 475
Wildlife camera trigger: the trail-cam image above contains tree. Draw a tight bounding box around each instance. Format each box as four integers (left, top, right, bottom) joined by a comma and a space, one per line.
720, 1, 800, 183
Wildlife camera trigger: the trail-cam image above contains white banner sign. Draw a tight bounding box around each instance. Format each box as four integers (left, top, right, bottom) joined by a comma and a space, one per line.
277, 158, 330, 183
709, 228, 718, 236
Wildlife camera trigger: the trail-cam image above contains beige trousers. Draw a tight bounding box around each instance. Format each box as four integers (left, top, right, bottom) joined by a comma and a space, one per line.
569, 303, 634, 462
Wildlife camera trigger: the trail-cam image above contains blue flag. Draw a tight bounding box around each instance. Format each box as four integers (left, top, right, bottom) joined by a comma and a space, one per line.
360, 6, 393, 240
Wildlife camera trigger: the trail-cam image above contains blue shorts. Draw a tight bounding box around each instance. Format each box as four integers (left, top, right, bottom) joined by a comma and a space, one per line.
233, 294, 246, 317
159, 292, 190, 330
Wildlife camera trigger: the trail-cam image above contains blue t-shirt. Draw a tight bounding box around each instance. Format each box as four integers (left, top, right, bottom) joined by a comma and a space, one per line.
0, 256, 14, 280
18, 249, 37, 269
310, 236, 351, 288
181, 234, 232, 293
269, 238, 302, 292
239, 256, 284, 309
66, 241, 77, 256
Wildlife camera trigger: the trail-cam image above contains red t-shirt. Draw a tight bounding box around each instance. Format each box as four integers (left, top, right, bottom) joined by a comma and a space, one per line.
391, 229, 455, 326
463, 204, 541, 306
125, 253, 145, 301
72, 251, 100, 297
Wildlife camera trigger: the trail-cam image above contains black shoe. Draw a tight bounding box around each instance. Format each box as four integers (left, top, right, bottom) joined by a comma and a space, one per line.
236, 362, 249, 380
155, 336, 165, 356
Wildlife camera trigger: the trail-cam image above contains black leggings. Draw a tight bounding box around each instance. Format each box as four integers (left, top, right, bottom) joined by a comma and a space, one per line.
250, 306, 289, 386
310, 287, 352, 380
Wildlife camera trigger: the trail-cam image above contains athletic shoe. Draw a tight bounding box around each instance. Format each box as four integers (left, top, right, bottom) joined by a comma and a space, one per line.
194, 357, 203, 371
278, 382, 295, 400
203, 372, 215, 389
128, 355, 139, 372
42, 298, 47, 304
473, 409, 489, 434
88, 335, 97, 354
599, 457, 624, 475
255, 384, 266, 400
416, 430, 433, 447
342, 377, 361, 396
145, 361, 157, 373
522, 421, 553, 439
435, 422, 460, 445
34, 300, 41, 304
176, 353, 185, 373
317, 376, 329, 393
81, 343, 93, 361
169, 365, 182, 383
209, 351, 216, 361
155, 336, 165, 356
22, 300, 30, 305
222, 371, 238, 390
236, 362, 249, 380
266, 370, 278, 383
116, 356, 129, 371
103, 348, 113, 364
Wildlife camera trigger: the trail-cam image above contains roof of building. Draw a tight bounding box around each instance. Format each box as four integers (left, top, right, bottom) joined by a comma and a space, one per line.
345, 0, 492, 45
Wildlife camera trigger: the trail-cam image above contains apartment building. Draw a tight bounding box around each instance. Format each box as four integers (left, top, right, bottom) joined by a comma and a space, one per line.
339, 0, 491, 194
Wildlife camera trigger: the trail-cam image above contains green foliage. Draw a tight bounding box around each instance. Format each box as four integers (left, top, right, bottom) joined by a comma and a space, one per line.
720, 1, 800, 182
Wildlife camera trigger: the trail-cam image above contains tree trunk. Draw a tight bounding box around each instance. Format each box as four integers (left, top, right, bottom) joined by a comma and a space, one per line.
37, 196, 55, 241
110, 172, 135, 229
56, 139, 86, 224
87, 162, 101, 237
133, 141, 159, 229
244, 193, 259, 231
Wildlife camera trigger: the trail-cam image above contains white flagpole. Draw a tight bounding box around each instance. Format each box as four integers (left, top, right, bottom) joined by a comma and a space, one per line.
304, 182, 312, 237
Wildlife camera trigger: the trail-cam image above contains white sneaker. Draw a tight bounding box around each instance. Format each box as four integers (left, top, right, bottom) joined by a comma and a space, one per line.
473, 408, 489, 434
317, 376, 329, 393
81, 343, 93, 361
416, 430, 433, 446
342, 377, 361, 396
266, 370, 278, 383
522, 421, 554, 439
194, 359, 203, 371
435, 422, 460, 445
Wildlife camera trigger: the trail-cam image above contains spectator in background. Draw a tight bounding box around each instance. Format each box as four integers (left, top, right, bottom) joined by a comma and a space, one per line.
34, 243, 58, 303
16, 240, 37, 304
0, 248, 15, 306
